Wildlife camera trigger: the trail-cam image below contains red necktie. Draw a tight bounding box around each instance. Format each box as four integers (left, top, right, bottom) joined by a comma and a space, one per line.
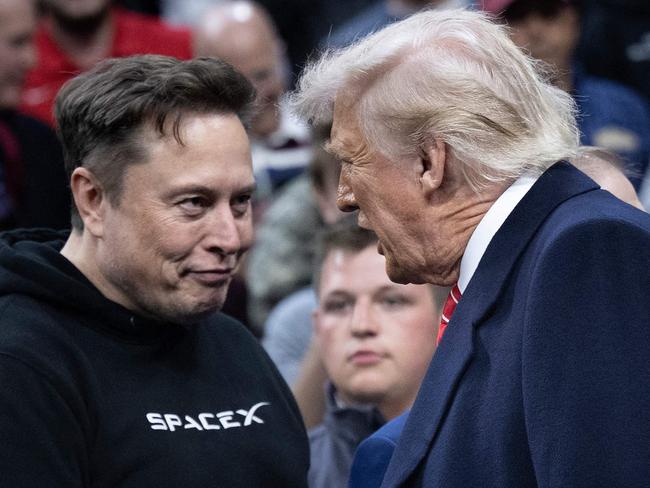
437, 284, 462, 346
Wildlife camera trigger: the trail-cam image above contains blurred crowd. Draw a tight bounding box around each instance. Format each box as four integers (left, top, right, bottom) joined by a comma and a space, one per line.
1, 0, 648, 485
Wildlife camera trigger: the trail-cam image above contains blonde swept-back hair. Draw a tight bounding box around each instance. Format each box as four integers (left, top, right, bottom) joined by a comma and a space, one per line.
291, 9, 580, 187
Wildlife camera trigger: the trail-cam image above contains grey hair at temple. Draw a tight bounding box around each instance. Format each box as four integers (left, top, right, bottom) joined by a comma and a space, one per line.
291, 9, 580, 187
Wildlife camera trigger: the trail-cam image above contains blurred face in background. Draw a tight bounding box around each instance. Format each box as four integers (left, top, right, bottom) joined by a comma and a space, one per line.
42, 0, 111, 33
194, 3, 287, 138
0, 0, 37, 109
43, 0, 111, 19
507, 5, 579, 75
229, 29, 285, 138
314, 244, 440, 420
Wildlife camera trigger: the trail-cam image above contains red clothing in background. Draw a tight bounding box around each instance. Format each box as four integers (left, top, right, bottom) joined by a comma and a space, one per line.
20, 8, 192, 126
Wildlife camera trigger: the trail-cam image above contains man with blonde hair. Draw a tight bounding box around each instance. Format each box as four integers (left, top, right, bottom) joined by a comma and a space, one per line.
293, 8, 650, 487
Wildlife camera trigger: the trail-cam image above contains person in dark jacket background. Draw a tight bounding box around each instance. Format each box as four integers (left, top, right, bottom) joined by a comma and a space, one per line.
0, 0, 69, 231
306, 218, 445, 488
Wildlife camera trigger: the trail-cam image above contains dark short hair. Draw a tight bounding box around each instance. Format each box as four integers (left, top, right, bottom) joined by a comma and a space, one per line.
55, 55, 256, 229
313, 215, 378, 291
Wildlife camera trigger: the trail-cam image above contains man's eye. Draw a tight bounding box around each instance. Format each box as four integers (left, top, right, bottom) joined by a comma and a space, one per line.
381, 294, 409, 308
178, 197, 207, 213
323, 299, 351, 314
231, 194, 251, 215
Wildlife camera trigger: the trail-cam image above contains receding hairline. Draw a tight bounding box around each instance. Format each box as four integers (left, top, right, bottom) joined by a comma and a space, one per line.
194, 1, 278, 56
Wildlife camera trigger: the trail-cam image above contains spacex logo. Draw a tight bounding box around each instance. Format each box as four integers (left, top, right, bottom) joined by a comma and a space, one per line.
146, 402, 270, 432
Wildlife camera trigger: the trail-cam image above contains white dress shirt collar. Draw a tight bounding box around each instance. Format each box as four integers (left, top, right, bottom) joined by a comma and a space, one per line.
457, 174, 539, 293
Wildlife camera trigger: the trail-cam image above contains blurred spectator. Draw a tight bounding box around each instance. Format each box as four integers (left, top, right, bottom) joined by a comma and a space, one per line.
194, 1, 312, 200
571, 146, 645, 211
577, 0, 650, 102
0, 0, 69, 230
163, 0, 375, 87
247, 123, 339, 331
260, 0, 377, 87
323, 0, 472, 49
20, 0, 191, 126
481, 0, 650, 189
117, 0, 160, 15
161, 0, 225, 26
263, 286, 316, 385
306, 217, 445, 488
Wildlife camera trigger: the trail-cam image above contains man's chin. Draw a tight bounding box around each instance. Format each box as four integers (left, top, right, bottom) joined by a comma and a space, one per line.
385, 259, 415, 285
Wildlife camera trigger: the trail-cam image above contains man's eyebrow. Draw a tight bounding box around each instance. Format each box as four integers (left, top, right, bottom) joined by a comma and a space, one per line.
323, 289, 354, 300
163, 182, 257, 199
237, 183, 257, 195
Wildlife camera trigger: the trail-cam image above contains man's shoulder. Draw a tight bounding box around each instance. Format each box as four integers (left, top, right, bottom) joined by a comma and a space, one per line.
0, 293, 63, 340
542, 189, 650, 242
0, 294, 91, 388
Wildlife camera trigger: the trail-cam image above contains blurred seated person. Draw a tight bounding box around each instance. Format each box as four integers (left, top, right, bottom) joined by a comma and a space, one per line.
572, 146, 645, 211
20, 0, 192, 126
194, 1, 312, 202
0, 0, 68, 230
247, 123, 339, 331
306, 216, 446, 488
576, 0, 650, 103
262, 286, 317, 385
323, 0, 472, 50
481, 0, 650, 189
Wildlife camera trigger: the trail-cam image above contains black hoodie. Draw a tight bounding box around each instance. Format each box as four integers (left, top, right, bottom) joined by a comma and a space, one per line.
0, 229, 309, 487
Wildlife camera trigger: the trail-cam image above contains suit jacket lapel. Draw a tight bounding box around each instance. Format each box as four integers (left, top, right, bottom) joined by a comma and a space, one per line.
381, 162, 599, 487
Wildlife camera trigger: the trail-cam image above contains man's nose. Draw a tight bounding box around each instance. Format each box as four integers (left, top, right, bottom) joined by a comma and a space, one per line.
349, 300, 379, 337
203, 207, 247, 256
336, 174, 357, 213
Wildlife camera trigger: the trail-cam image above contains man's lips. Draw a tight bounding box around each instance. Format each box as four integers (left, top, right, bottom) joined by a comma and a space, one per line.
348, 350, 384, 366
187, 269, 233, 286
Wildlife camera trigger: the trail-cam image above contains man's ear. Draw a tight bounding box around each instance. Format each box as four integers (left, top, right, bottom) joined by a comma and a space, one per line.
418, 138, 446, 198
69, 167, 107, 237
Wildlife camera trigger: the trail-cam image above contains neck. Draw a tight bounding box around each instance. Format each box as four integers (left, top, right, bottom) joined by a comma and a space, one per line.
46, 8, 114, 70
60, 228, 135, 312
421, 174, 510, 286
60, 228, 96, 284
377, 398, 411, 421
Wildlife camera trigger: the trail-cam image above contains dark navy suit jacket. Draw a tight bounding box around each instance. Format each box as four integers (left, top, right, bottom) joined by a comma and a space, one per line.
349, 411, 408, 488
377, 162, 650, 487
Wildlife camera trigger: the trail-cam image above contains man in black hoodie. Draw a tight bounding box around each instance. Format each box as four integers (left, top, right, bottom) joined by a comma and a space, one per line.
0, 55, 309, 487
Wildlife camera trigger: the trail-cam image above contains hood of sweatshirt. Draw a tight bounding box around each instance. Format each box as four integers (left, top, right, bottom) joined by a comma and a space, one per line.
0, 228, 185, 341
